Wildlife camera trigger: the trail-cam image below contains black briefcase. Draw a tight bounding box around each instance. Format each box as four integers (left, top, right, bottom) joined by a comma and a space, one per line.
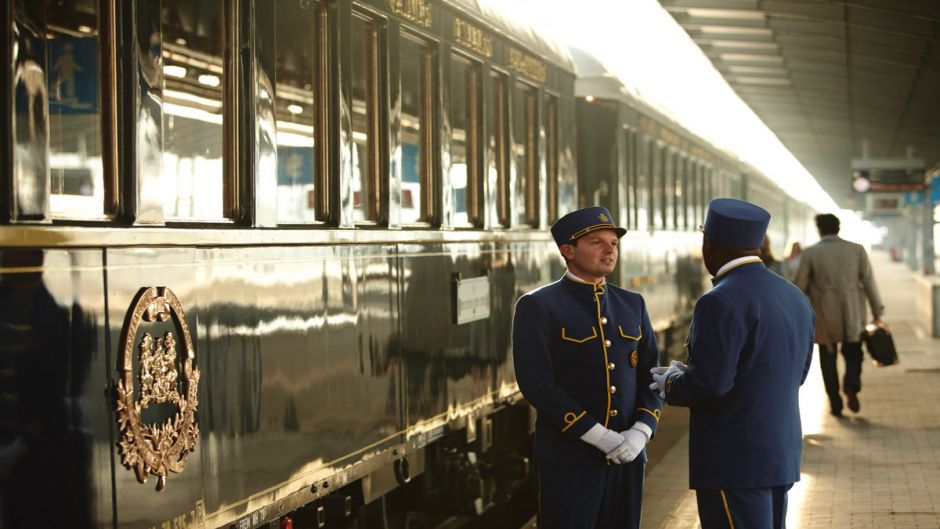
861, 324, 899, 367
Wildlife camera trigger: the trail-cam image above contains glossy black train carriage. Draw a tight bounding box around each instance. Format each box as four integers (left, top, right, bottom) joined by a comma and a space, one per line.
0, 0, 813, 528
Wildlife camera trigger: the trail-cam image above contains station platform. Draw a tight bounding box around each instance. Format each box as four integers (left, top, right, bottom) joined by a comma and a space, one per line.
641, 250, 940, 529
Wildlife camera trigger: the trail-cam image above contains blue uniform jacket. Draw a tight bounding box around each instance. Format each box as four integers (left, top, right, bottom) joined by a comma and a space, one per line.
512, 275, 662, 467
665, 261, 815, 489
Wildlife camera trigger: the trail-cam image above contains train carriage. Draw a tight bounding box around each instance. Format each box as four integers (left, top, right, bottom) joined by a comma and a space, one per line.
2, 1, 580, 527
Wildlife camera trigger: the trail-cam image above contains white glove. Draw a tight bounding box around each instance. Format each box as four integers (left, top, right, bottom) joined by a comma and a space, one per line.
649, 360, 687, 398
606, 423, 651, 464
580, 424, 625, 454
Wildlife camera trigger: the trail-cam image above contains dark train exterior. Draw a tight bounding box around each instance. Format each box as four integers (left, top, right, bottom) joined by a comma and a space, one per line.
0, 1, 812, 528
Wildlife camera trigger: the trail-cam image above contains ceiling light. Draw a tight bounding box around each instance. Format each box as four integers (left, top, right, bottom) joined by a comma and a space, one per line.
198, 74, 221, 87
686, 8, 765, 21
163, 65, 187, 78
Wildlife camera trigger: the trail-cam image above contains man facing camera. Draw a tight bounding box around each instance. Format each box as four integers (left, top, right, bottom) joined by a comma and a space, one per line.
651, 198, 815, 529
512, 206, 662, 529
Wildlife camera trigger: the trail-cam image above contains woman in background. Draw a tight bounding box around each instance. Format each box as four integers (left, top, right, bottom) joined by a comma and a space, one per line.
784, 241, 803, 279
760, 235, 784, 276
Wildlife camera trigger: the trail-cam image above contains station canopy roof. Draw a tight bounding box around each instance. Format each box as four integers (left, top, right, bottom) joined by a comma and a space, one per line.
661, 0, 940, 208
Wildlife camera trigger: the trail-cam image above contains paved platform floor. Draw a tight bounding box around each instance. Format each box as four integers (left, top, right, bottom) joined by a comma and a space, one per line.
642, 250, 940, 528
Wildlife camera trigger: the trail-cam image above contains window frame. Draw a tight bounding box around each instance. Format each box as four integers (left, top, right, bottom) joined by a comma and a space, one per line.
350, 7, 385, 225
489, 69, 510, 228
448, 51, 483, 228
397, 28, 438, 226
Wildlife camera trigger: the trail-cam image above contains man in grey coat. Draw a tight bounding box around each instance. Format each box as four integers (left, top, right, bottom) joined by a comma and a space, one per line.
794, 213, 884, 416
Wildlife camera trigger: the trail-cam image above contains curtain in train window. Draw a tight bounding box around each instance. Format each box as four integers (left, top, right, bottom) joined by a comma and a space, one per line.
512, 83, 538, 227
46, 0, 105, 219
450, 55, 479, 227
487, 73, 509, 227
399, 34, 432, 224
161, 0, 225, 220
351, 13, 379, 223
274, 0, 320, 224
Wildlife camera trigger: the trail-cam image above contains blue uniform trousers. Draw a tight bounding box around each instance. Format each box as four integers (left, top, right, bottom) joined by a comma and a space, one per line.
695, 485, 791, 529
537, 460, 644, 529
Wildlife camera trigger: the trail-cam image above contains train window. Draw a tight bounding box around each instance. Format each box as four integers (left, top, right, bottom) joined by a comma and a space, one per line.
618, 127, 630, 230
681, 156, 691, 230
653, 143, 666, 230
628, 129, 639, 230
512, 83, 538, 227
690, 160, 698, 229
161, 0, 226, 220
545, 94, 559, 223
668, 150, 678, 230
450, 54, 480, 227
399, 33, 435, 225
488, 72, 509, 227
638, 138, 652, 232
45, 0, 107, 219
556, 97, 577, 218
696, 162, 705, 226
275, 0, 323, 224
351, 12, 380, 223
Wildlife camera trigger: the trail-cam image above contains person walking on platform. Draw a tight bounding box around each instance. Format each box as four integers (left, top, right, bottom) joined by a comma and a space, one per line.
793, 213, 884, 416
760, 234, 784, 276
512, 206, 663, 529
650, 198, 815, 529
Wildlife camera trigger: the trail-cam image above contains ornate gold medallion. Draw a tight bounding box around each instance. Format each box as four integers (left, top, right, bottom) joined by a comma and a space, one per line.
115, 287, 200, 491
630, 350, 638, 368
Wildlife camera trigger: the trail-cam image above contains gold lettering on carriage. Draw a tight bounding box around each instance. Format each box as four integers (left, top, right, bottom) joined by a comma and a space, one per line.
387, 0, 432, 28
454, 18, 493, 57
115, 287, 200, 492
509, 48, 546, 82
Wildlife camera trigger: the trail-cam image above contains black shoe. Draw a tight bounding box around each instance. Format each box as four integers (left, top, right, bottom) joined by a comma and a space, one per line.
830, 409, 843, 417
846, 393, 860, 413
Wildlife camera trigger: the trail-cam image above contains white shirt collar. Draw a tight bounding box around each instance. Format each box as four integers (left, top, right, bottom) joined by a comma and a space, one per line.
715, 256, 763, 279
565, 269, 606, 285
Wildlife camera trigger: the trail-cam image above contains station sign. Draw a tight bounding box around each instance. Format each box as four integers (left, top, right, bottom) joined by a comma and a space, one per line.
865, 193, 902, 216
851, 158, 926, 193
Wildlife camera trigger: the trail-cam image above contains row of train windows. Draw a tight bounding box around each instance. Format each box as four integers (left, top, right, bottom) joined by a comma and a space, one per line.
619, 129, 741, 233
21, 0, 560, 228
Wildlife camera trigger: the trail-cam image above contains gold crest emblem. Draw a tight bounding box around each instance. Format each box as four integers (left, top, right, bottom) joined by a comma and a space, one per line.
598, 213, 609, 222
630, 350, 638, 368
115, 287, 200, 491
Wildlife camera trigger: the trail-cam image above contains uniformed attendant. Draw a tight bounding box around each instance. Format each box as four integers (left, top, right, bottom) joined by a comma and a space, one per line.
650, 198, 815, 529
512, 206, 662, 529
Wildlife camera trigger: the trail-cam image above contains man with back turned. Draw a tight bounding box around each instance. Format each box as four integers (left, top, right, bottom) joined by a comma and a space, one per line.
512, 206, 662, 529
651, 198, 815, 529
793, 213, 884, 416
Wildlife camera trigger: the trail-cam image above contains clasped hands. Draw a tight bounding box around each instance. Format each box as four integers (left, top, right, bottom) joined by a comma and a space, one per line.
585, 424, 650, 464
649, 360, 687, 398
